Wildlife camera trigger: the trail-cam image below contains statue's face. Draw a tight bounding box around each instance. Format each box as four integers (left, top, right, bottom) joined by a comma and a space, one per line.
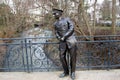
53, 12, 62, 19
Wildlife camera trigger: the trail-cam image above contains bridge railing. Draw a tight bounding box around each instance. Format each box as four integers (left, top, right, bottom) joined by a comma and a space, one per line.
0, 35, 120, 72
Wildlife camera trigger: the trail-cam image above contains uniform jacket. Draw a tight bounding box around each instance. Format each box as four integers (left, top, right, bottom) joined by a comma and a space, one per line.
54, 17, 77, 48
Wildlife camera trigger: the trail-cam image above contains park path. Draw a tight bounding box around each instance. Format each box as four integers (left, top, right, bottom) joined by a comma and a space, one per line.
0, 69, 120, 80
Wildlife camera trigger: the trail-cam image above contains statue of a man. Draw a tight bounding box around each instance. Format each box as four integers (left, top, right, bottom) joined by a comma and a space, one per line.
52, 8, 77, 80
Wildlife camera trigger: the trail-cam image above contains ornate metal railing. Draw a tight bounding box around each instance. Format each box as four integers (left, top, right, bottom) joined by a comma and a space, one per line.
0, 35, 120, 72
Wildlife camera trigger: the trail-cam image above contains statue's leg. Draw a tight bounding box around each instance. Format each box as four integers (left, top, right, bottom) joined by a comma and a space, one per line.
59, 42, 69, 77
69, 45, 77, 79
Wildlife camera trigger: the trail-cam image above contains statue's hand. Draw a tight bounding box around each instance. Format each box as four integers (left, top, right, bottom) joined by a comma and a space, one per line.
60, 37, 65, 41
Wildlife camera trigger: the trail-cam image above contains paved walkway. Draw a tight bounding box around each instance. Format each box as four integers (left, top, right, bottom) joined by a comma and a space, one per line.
0, 69, 120, 80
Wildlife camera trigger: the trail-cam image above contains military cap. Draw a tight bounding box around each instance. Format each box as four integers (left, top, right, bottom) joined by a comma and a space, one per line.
52, 8, 63, 14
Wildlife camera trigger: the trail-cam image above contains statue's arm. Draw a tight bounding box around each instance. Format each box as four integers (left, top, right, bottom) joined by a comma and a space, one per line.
63, 18, 74, 40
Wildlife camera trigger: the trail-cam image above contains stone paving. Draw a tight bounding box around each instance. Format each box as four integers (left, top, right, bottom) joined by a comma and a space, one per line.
0, 69, 120, 80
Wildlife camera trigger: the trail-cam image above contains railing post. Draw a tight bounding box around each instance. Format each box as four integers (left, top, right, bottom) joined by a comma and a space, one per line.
107, 42, 111, 71
6, 43, 10, 72
87, 51, 90, 70
46, 42, 50, 72
29, 40, 33, 72
107, 36, 111, 71
25, 38, 30, 72
21, 40, 26, 71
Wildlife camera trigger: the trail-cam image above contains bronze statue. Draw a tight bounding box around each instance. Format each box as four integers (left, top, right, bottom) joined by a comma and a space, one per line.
52, 8, 77, 80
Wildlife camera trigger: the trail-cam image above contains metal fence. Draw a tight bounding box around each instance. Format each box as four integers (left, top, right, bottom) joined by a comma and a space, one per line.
0, 35, 120, 72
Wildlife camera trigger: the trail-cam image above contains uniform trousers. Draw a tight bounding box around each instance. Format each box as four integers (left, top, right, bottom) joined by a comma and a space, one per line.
59, 41, 77, 74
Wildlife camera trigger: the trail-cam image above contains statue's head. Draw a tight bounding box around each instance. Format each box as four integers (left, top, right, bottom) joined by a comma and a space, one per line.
52, 8, 63, 19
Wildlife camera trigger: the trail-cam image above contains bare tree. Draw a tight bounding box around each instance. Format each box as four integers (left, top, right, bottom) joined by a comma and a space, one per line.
2, 0, 118, 38
112, 0, 116, 35
78, 0, 93, 40
119, 0, 120, 6
93, 0, 97, 35
100, 0, 111, 20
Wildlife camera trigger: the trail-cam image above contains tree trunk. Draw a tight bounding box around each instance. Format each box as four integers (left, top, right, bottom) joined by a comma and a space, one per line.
93, 0, 97, 35
79, 0, 93, 40
112, 0, 116, 35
